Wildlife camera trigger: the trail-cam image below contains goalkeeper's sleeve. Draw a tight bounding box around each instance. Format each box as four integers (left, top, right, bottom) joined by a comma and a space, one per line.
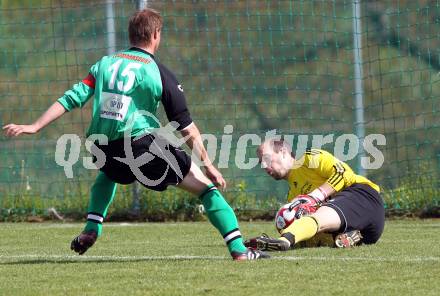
311, 149, 357, 192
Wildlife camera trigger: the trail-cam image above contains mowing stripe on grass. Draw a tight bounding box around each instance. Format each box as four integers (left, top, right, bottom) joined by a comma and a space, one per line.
0, 254, 439, 263
0, 223, 182, 229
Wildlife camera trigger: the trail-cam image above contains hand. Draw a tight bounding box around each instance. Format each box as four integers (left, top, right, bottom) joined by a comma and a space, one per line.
292, 194, 321, 207
2, 124, 38, 137
204, 165, 226, 190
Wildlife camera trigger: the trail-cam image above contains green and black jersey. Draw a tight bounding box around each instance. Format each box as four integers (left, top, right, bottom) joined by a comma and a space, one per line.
57, 47, 192, 141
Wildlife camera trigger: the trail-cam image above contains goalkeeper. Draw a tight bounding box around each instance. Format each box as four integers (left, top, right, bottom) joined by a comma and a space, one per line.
246, 139, 385, 251
3, 8, 268, 261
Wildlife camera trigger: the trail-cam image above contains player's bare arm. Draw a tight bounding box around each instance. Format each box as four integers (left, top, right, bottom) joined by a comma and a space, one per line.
156, 60, 226, 190
2, 101, 66, 137
307, 183, 336, 204
180, 122, 226, 190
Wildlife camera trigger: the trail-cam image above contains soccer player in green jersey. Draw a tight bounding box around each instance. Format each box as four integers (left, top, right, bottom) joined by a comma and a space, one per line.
3, 9, 268, 260
245, 139, 384, 251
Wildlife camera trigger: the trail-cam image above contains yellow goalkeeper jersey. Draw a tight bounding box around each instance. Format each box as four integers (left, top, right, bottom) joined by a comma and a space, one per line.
286, 148, 380, 202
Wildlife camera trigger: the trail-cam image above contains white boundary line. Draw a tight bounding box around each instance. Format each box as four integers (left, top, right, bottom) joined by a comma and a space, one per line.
1, 222, 439, 229
0, 254, 439, 263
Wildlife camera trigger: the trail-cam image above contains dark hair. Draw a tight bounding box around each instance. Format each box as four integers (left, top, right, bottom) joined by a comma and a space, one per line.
128, 9, 163, 46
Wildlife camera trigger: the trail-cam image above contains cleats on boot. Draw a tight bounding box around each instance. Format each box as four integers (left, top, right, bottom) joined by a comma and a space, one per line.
334, 230, 363, 248
244, 233, 291, 251
70, 230, 98, 255
231, 248, 270, 260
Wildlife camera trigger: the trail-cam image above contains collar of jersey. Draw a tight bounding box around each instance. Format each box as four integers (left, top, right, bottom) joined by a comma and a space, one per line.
290, 155, 306, 173
129, 47, 155, 59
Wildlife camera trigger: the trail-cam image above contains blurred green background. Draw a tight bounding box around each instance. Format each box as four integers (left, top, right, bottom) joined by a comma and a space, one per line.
0, 0, 439, 219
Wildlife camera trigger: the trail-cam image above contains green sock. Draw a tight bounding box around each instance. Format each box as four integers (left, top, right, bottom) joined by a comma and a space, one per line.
200, 185, 247, 254
84, 172, 117, 236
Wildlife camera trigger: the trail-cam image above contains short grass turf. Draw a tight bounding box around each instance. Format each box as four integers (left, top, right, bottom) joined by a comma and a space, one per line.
0, 220, 439, 296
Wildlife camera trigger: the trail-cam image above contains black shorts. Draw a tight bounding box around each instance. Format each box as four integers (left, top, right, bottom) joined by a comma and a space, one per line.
93, 133, 192, 191
324, 184, 385, 244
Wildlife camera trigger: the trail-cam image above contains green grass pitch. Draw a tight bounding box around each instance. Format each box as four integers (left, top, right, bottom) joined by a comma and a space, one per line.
0, 220, 439, 296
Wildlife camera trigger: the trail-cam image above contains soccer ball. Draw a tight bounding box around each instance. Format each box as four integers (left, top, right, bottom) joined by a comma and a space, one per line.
275, 198, 318, 233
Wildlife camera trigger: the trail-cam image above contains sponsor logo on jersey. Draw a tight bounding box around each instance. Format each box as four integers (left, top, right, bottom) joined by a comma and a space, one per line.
301, 182, 312, 194
100, 92, 131, 121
